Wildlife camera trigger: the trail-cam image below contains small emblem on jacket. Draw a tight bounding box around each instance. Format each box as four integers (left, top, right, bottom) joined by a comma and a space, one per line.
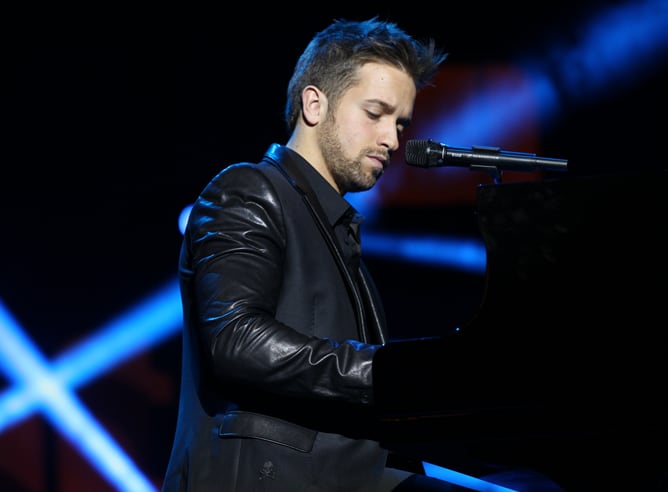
259, 460, 275, 480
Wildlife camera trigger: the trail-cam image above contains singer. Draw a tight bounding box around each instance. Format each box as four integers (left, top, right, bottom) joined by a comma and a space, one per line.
160, 17, 564, 492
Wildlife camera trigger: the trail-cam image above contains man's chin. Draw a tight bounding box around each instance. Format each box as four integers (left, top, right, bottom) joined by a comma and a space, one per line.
362, 175, 381, 191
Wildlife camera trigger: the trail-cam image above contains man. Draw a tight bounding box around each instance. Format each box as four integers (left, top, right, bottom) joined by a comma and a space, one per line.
161, 17, 560, 491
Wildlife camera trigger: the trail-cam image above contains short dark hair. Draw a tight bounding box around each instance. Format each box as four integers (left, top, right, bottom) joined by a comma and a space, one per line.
284, 17, 448, 133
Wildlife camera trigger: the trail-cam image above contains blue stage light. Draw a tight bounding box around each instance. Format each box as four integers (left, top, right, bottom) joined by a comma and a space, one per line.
0, 298, 167, 491
363, 232, 486, 273
423, 462, 518, 491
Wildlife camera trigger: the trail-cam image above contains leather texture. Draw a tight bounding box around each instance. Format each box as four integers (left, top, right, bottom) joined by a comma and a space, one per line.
162, 144, 392, 492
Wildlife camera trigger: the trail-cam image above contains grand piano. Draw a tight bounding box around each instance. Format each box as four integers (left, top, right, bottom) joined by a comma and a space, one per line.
373, 171, 668, 490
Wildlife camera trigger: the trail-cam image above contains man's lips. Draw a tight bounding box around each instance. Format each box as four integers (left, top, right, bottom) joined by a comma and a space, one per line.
368, 154, 389, 170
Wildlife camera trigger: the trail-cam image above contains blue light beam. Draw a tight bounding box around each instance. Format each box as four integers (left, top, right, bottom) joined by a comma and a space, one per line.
0, 280, 182, 432
423, 462, 518, 491
0, 291, 182, 492
544, 0, 668, 102
363, 232, 487, 273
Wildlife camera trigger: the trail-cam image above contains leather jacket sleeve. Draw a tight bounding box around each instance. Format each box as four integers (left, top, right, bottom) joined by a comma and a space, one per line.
179, 162, 378, 407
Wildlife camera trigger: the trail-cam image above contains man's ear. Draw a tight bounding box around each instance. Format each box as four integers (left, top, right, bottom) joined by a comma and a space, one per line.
301, 85, 327, 126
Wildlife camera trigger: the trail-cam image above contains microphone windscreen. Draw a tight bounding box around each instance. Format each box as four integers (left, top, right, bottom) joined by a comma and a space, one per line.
404, 139, 431, 167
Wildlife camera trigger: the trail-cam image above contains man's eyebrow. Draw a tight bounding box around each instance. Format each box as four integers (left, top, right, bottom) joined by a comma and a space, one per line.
367, 99, 396, 112
367, 99, 412, 128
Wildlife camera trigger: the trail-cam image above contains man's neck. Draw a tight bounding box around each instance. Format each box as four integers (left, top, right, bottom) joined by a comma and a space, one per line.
286, 132, 339, 194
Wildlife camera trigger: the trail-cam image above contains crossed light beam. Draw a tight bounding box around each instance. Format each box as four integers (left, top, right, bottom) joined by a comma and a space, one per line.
0, 282, 182, 491
1, 1, 666, 490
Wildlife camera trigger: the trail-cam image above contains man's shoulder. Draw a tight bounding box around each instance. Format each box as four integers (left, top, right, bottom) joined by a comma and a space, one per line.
213, 159, 285, 184
199, 157, 293, 200
214, 144, 290, 180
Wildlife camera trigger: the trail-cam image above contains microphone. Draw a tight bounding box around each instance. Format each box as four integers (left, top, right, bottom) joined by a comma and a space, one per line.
404, 139, 568, 174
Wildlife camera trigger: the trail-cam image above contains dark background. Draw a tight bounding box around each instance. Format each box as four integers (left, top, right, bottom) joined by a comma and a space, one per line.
1, 3, 667, 491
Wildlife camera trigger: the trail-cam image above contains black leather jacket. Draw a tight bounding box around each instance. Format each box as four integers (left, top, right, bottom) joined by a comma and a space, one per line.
162, 144, 393, 491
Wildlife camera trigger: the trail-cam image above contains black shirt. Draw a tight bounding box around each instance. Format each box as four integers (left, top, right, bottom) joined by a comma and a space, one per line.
283, 147, 364, 278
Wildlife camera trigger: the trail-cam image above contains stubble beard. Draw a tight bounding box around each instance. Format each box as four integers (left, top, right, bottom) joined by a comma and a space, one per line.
318, 114, 381, 195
